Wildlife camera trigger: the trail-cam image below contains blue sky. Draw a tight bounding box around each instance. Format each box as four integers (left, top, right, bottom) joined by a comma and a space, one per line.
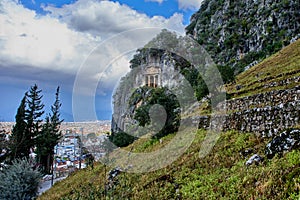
0, 0, 202, 122
21, 0, 197, 24
24, 0, 197, 22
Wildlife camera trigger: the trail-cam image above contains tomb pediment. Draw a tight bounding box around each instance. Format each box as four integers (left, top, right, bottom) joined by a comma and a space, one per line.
144, 66, 160, 75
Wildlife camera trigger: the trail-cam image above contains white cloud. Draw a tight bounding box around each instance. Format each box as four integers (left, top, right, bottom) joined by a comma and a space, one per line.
177, 0, 203, 10
0, 0, 185, 98
145, 0, 164, 4
0, 0, 98, 73
43, 0, 184, 36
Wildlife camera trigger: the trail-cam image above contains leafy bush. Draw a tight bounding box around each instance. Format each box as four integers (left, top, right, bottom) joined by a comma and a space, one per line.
109, 131, 136, 148
0, 158, 42, 200
131, 87, 181, 139
217, 65, 235, 84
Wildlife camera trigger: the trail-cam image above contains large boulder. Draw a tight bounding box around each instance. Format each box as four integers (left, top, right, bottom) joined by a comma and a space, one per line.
265, 129, 300, 159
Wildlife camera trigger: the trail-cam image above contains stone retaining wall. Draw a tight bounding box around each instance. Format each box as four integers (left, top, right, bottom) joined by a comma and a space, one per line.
224, 85, 300, 111
198, 86, 300, 137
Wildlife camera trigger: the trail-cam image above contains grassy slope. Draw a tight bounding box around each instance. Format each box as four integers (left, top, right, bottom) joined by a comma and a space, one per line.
39, 130, 300, 200
227, 39, 300, 98
39, 40, 300, 200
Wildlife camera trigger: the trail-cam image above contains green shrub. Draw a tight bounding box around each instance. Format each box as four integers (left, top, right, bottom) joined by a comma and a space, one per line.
132, 87, 181, 139
0, 158, 42, 200
109, 131, 136, 147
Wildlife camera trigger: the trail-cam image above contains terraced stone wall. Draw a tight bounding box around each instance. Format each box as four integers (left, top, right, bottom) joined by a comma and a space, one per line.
198, 86, 300, 137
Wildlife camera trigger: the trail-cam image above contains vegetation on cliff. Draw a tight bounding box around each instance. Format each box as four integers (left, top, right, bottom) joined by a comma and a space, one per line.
186, 0, 300, 73
128, 86, 181, 139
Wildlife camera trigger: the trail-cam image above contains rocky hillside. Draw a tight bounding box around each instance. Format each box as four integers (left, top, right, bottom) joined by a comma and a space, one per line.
111, 30, 223, 145
38, 2, 300, 198
39, 37, 300, 200
227, 37, 300, 98
186, 0, 300, 73
111, 0, 300, 144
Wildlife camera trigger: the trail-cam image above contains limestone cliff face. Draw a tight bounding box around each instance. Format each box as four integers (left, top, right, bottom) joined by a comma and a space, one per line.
186, 0, 300, 72
111, 52, 185, 134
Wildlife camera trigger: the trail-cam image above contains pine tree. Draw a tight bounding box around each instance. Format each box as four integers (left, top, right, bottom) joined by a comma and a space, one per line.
36, 86, 63, 174
25, 84, 45, 158
50, 86, 63, 135
9, 95, 28, 160
36, 116, 53, 174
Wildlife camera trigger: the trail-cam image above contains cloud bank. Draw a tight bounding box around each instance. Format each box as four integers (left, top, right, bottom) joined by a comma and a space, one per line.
0, 0, 187, 121
0, 0, 185, 91
177, 0, 203, 10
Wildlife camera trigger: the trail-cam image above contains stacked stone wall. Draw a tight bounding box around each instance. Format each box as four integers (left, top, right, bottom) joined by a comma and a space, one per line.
198, 86, 300, 137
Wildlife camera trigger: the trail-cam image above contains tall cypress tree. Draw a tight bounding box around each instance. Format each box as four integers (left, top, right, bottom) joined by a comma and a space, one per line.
36, 86, 63, 174
25, 84, 45, 158
49, 87, 63, 135
36, 116, 52, 174
9, 95, 28, 160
